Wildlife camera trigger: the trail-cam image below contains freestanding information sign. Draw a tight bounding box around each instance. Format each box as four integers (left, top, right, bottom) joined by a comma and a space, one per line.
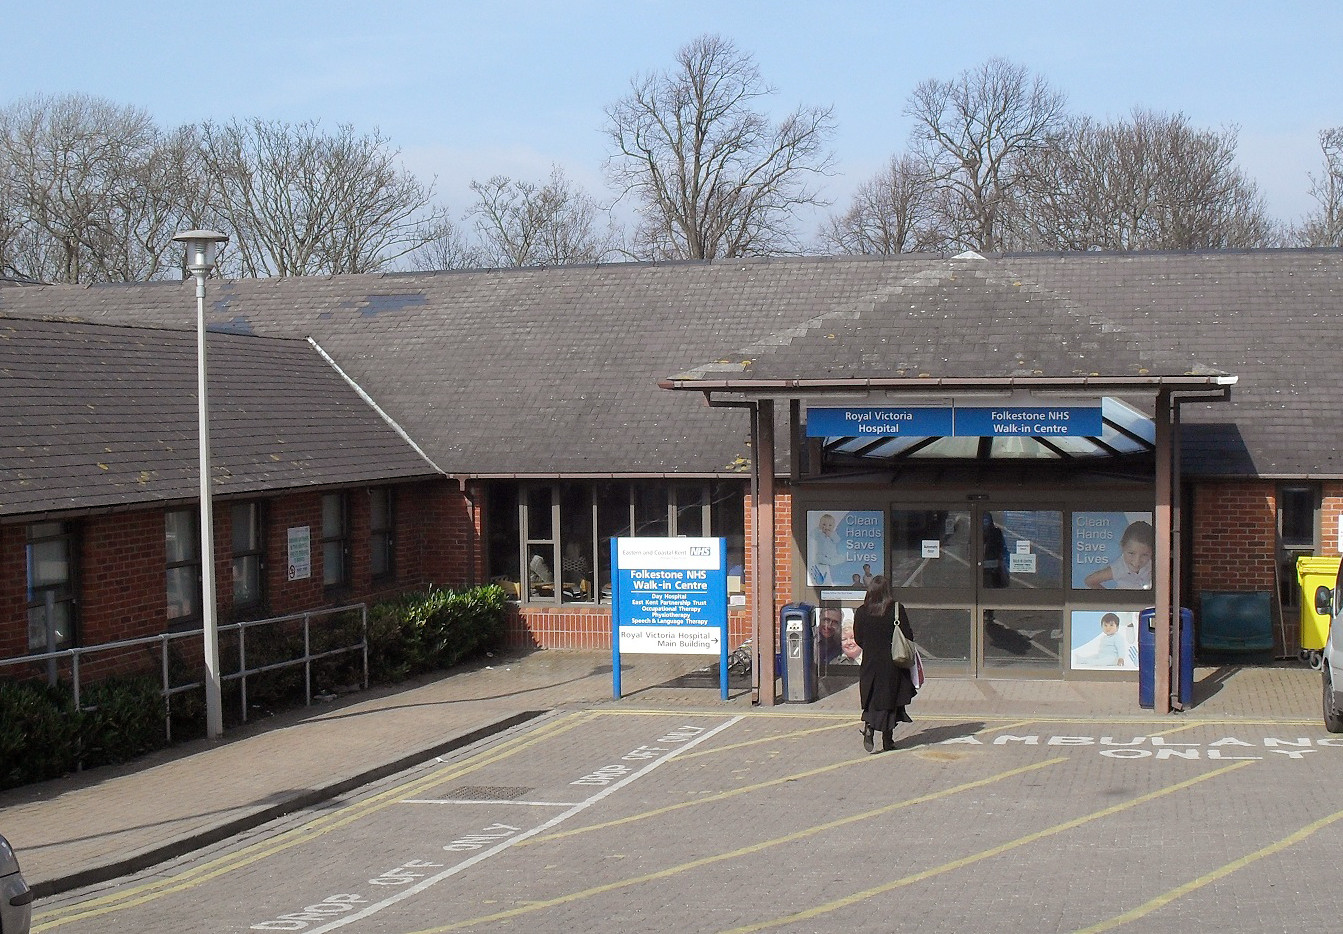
610, 536, 729, 700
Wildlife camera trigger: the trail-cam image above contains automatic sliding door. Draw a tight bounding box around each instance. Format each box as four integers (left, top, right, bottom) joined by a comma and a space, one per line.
978, 509, 1065, 672
889, 509, 974, 668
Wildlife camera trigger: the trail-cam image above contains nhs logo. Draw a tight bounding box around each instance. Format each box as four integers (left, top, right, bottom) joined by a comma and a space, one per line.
689, 546, 711, 557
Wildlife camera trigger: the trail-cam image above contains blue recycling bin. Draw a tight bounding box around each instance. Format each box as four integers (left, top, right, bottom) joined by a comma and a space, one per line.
779, 603, 817, 703
1138, 607, 1194, 708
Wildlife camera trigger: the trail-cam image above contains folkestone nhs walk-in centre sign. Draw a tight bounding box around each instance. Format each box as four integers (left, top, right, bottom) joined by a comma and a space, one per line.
610, 537, 729, 700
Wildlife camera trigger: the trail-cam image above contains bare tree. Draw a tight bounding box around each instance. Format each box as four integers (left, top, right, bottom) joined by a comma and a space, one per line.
1017, 110, 1277, 251
198, 118, 443, 277
906, 58, 1067, 254
408, 215, 488, 271
468, 167, 617, 266
821, 153, 942, 255
1292, 127, 1343, 247
605, 34, 835, 260
0, 93, 191, 282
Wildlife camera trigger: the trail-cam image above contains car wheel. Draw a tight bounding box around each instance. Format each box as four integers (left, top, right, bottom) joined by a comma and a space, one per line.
1325, 666, 1343, 734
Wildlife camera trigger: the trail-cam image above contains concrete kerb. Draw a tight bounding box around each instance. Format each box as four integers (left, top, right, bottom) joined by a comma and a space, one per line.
11, 651, 1325, 900
25, 710, 546, 900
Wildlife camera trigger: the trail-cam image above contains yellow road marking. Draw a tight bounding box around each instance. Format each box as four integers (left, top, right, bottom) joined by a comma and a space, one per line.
678, 721, 852, 759
525, 718, 1060, 847
1073, 806, 1343, 933
407, 758, 1066, 933
32, 711, 595, 931
720, 760, 1254, 933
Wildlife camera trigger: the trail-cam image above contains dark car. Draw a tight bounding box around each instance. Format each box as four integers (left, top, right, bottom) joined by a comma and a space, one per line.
0, 834, 32, 934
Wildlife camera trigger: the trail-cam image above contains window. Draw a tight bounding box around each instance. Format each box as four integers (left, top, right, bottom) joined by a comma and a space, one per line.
370, 487, 395, 580
1278, 485, 1320, 609
487, 479, 746, 605
231, 502, 264, 612
165, 509, 201, 625
322, 493, 349, 588
27, 521, 78, 652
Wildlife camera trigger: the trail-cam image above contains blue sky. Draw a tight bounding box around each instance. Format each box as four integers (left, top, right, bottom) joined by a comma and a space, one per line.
5, 1, 1340, 236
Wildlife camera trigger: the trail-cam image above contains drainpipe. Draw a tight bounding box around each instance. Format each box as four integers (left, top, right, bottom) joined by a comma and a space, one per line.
1165, 385, 1232, 713
455, 476, 478, 588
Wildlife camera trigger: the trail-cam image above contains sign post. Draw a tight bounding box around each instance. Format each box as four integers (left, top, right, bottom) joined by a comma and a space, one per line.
610, 537, 729, 700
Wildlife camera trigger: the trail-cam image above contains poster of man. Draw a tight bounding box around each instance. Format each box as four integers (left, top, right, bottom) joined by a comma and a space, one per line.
806, 510, 884, 587
1070, 610, 1139, 670
1072, 512, 1154, 590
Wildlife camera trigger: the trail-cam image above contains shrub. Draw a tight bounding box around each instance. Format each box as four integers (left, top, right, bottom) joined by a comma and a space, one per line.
0, 676, 169, 791
367, 584, 507, 683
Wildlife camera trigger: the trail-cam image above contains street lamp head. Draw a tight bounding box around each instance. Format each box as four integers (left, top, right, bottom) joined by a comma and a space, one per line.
173, 230, 230, 278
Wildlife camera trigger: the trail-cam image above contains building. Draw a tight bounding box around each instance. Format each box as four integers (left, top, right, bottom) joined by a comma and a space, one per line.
3, 250, 1341, 707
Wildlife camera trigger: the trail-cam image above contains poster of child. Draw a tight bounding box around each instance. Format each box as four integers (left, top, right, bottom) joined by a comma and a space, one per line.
1070, 610, 1139, 670
1072, 512, 1154, 590
806, 510, 884, 587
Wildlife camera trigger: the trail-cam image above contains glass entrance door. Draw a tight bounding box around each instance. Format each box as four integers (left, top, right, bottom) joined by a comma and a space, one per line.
889, 505, 1065, 675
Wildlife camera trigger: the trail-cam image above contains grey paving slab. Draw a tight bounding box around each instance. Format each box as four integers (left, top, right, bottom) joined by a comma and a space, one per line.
0, 650, 1324, 900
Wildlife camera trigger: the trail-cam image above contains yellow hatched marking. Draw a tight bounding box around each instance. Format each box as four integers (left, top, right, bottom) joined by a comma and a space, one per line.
407, 758, 1066, 933
32, 712, 594, 931
1074, 806, 1343, 933
720, 760, 1253, 933
524, 718, 1020, 847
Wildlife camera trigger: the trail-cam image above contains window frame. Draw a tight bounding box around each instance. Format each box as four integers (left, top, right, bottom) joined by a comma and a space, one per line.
26, 520, 79, 652
230, 501, 265, 615
369, 486, 396, 581
322, 492, 350, 591
1277, 484, 1321, 610
493, 479, 742, 606
165, 507, 202, 629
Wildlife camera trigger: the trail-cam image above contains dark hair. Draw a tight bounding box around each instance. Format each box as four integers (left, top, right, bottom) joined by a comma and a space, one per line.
1121, 520, 1155, 550
864, 575, 893, 615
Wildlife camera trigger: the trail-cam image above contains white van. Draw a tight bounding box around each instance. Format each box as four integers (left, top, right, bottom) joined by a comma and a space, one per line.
1314, 567, 1343, 732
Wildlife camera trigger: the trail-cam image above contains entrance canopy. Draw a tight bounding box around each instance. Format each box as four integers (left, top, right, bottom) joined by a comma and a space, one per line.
659, 252, 1237, 712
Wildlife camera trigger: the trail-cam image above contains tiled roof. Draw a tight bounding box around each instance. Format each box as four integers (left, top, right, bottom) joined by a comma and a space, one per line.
0, 316, 439, 518
1, 249, 1340, 482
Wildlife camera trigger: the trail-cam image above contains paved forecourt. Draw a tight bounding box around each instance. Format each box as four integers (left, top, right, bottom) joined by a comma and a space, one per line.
30, 688, 1343, 934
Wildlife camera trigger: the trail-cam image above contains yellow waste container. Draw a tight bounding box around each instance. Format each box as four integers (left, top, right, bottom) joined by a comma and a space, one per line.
1296, 555, 1341, 651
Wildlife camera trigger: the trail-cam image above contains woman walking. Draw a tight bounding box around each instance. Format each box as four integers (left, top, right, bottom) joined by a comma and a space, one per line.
852, 575, 916, 753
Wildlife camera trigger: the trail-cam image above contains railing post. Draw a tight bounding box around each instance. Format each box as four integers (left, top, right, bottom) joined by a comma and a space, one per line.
161, 635, 173, 744
361, 605, 369, 690
239, 622, 248, 724
304, 613, 312, 707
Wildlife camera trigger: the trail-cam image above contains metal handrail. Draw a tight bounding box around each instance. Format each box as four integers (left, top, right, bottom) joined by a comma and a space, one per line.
0, 604, 367, 748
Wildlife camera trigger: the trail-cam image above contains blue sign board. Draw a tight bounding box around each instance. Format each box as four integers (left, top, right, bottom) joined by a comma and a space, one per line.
954, 406, 1102, 437
807, 404, 1102, 438
806, 406, 955, 437
611, 537, 729, 700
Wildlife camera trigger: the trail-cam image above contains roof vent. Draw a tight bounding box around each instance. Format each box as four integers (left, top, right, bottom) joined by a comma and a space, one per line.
952, 250, 986, 261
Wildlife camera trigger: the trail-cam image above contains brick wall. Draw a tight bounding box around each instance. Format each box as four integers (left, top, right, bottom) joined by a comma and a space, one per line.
1, 480, 473, 678
1190, 480, 1290, 654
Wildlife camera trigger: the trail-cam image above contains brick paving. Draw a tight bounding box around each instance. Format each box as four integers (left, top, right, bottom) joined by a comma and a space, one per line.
0, 651, 1323, 899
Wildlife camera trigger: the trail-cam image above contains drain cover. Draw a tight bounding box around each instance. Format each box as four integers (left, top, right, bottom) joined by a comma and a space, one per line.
443, 785, 534, 801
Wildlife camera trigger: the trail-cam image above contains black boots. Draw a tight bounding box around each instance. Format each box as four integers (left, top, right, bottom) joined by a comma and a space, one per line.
862, 725, 875, 753
881, 730, 896, 751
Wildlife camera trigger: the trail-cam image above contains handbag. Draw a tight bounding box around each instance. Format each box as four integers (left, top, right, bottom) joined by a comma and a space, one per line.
890, 602, 915, 667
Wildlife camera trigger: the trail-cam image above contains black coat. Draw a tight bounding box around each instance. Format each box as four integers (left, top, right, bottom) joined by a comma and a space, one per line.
853, 602, 917, 713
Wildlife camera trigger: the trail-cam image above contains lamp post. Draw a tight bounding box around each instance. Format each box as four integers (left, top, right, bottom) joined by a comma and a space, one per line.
174, 230, 230, 740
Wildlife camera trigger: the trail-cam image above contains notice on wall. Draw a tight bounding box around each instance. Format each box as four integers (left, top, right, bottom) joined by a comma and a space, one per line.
287, 526, 312, 581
